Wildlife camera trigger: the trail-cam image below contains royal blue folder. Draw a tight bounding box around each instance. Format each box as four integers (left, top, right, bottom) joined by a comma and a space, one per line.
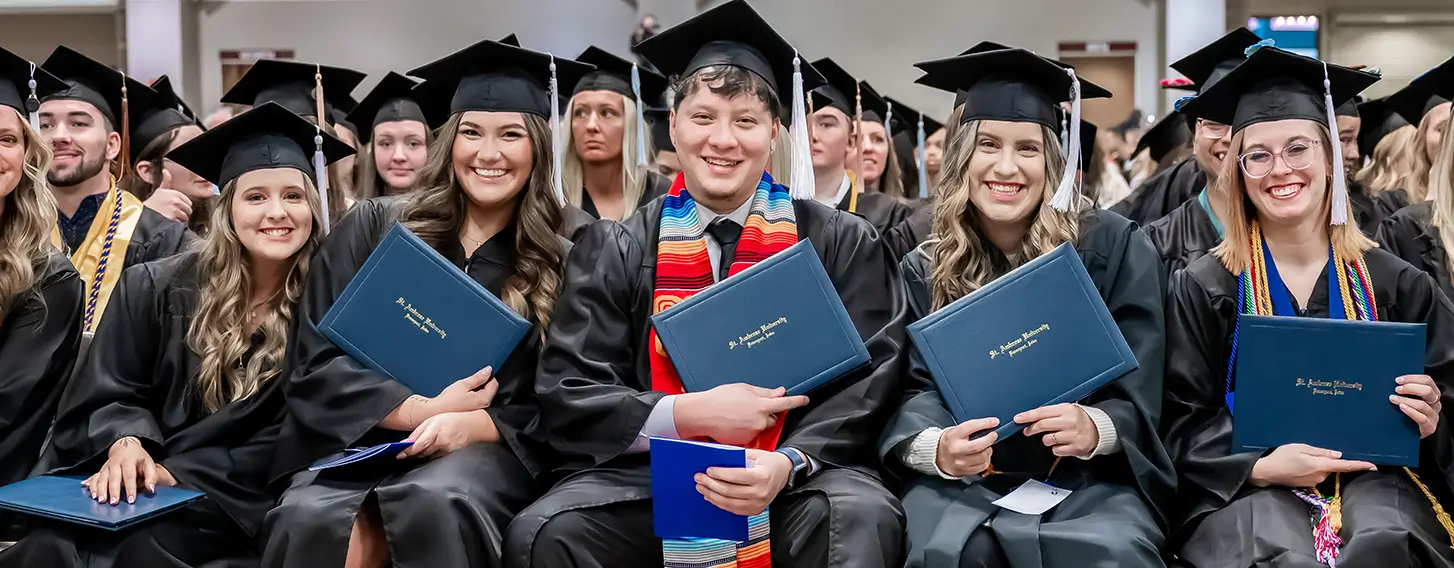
1233, 315, 1424, 466
907, 242, 1138, 442
649, 239, 869, 396
320, 223, 531, 397
308, 441, 415, 471
0, 476, 206, 530
650, 437, 748, 541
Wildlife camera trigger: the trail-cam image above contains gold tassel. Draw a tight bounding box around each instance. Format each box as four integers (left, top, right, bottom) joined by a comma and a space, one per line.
1405, 467, 1454, 548
1329, 473, 1343, 533
118, 74, 131, 181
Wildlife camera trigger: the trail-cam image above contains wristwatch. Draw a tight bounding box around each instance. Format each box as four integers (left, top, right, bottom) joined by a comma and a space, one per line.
776, 447, 810, 489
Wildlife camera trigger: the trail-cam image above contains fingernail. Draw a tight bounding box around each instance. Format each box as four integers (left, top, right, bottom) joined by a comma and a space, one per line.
1391, 395, 1401, 402
484, 366, 492, 374
1397, 377, 1406, 384
1331, 451, 1342, 458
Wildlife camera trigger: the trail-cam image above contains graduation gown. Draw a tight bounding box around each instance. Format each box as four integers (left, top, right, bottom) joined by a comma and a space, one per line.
1350, 181, 1381, 237
504, 195, 909, 568
1377, 201, 1454, 301
0, 252, 82, 489
839, 188, 914, 236
1373, 188, 1413, 222
1110, 159, 1206, 225
877, 209, 1174, 568
1144, 193, 1221, 275
0, 251, 284, 568
1162, 249, 1454, 568
123, 207, 197, 268
578, 171, 672, 220
885, 206, 933, 264
262, 197, 558, 568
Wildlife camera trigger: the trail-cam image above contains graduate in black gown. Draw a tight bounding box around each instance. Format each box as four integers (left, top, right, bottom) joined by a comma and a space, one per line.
36, 46, 195, 336
1161, 47, 1454, 568
122, 76, 214, 235
857, 81, 908, 201
646, 106, 680, 179
261, 40, 587, 568
1372, 59, 1454, 221
347, 72, 430, 200
503, 3, 907, 565
885, 96, 944, 210
1377, 70, 1454, 302
810, 57, 913, 235
561, 46, 672, 229
0, 102, 351, 567
878, 47, 1173, 568
0, 49, 82, 492
1332, 98, 1383, 233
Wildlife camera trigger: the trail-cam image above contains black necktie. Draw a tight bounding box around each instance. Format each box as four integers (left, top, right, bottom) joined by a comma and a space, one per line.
706, 218, 742, 281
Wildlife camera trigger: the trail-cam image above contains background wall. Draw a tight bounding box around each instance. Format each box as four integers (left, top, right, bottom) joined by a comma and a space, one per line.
0, 11, 118, 65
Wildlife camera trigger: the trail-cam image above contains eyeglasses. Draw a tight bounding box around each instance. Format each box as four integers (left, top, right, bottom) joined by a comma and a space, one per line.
1238, 140, 1323, 178
1198, 120, 1229, 140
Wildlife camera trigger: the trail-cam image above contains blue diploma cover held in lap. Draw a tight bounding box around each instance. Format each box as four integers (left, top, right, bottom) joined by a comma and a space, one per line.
907, 243, 1138, 442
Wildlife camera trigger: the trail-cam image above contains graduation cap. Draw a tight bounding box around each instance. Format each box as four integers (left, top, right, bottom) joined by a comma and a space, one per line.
884, 96, 944, 199
1133, 110, 1193, 163
1079, 120, 1098, 175
0, 47, 65, 130
1385, 56, 1454, 126
131, 75, 200, 163
1180, 46, 1378, 225
500, 33, 521, 47
810, 57, 863, 118
634, 0, 828, 199
40, 46, 155, 130
1357, 96, 1410, 158
912, 47, 1111, 211
1169, 28, 1263, 92
344, 72, 425, 142
572, 46, 669, 167
166, 101, 353, 193
221, 59, 367, 120
329, 107, 358, 140
645, 107, 673, 153
410, 39, 595, 204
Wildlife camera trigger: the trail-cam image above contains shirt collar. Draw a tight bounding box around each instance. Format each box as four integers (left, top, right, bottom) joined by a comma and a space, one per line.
694, 193, 755, 234
815, 170, 851, 208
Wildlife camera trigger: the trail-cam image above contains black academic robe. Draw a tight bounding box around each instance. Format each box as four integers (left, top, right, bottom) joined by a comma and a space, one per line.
1378, 201, 1454, 302
123, 207, 197, 268
579, 171, 672, 220
1162, 249, 1454, 568
1350, 181, 1381, 237
1373, 188, 1413, 222
1144, 194, 1221, 276
1110, 159, 1206, 226
877, 209, 1174, 568
504, 195, 909, 568
0, 251, 283, 568
884, 206, 933, 264
0, 252, 82, 490
560, 204, 597, 243
839, 188, 914, 236
262, 197, 558, 568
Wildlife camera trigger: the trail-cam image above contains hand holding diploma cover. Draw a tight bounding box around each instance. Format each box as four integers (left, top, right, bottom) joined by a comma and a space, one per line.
650, 438, 751, 541
907, 242, 1138, 442
0, 476, 205, 530
318, 223, 531, 397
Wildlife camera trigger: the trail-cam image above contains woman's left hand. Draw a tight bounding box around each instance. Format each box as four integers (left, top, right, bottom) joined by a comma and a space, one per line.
397, 410, 498, 459
1393, 374, 1442, 439
1015, 403, 1100, 458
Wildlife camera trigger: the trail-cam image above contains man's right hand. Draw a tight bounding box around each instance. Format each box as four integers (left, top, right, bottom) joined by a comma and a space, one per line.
674, 384, 810, 446
143, 187, 193, 223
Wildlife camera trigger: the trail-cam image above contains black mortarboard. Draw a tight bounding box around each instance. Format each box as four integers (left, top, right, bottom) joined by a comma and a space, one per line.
1179, 46, 1378, 133
857, 81, 891, 126
220, 59, 366, 120
913, 48, 1111, 129
329, 107, 357, 140
0, 47, 64, 118
1169, 28, 1263, 92
1133, 110, 1193, 163
1336, 97, 1360, 118
131, 75, 199, 162
572, 46, 667, 104
40, 46, 155, 128
1385, 56, 1454, 126
645, 107, 673, 152
633, 0, 826, 107
150, 76, 196, 121
409, 39, 594, 121
344, 72, 425, 141
885, 96, 944, 139
166, 101, 353, 188
1357, 96, 1409, 158
811, 57, 861, 117
500, 34, 521, 47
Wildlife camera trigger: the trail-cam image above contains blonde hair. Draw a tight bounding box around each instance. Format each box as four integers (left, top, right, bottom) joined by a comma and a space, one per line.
1210, 126, 1375, 274
401, 113, 565, 342
187, 173, 323, 412
1353, 125, 1419, 194
0, 110, 60, 320
1405, 115, 1446, 203
1428, 116, 1454, 285
929, 120, 1080, 310
768, 123, 791, 182
561, 93, 652, 219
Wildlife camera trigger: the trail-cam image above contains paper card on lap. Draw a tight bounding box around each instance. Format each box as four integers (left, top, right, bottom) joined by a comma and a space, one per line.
991, 480, 1072, 515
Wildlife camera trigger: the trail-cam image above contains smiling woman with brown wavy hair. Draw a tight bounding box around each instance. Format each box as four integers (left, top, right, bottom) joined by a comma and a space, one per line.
262, 41, 588, 568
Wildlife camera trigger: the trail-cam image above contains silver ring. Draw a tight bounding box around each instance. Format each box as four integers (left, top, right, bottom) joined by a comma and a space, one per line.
1049, 433, 1058, 446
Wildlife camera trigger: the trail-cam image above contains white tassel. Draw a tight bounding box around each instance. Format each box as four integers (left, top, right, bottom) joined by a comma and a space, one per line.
1323, 61, 1349, 225
916, 117, 929, 199
314, 130, 331, 235
883, 100, 894, 145
1050, 67, 1082, 212
788, 51, 815, 200
26, 62, 39, 132
548, 55, 565, 206
632, 64, 649, 168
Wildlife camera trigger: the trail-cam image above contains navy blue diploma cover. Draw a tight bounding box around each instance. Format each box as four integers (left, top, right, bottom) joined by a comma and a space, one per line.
1233, 315, 1424, 466
319, 223, 531, 397
907, 242, 1138, 442
649, 239, 870, 396
650, 437, 748, 541
0, 476, 206, 530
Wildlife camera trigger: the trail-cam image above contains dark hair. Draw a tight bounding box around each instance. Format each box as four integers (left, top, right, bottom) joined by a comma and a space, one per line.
670, 66, 780, 123
118, 127, 214, 234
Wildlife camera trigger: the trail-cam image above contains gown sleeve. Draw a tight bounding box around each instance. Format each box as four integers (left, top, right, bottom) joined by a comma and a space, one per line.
883, 207, 931, 268
876, 252, 955, 469
0, 257, 83, 472
50, 264, 167, 467
1161, 265, 1259, 532
533, 220, 664, 470
1374, 209, 1424, 269
1388, 262, 1454, 490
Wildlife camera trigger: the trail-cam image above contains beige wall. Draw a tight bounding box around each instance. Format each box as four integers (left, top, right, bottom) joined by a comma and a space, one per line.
0, 12, 119, 66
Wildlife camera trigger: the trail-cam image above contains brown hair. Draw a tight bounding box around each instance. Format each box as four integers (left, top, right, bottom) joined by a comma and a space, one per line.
354, 122, 437, 200
400, 113, 565, 341
671, 65, 780, 123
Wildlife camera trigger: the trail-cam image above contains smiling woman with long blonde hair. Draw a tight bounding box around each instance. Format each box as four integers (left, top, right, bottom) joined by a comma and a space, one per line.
0, 102, 348, 568
0, 49, 82, 495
